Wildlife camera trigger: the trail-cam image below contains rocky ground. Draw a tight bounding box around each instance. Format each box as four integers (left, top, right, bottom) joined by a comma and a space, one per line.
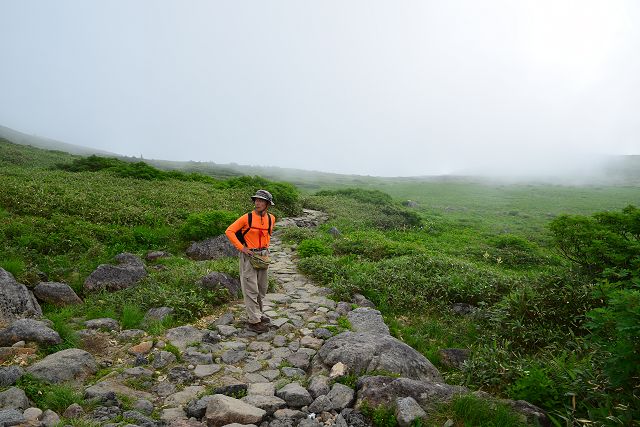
0, 210, 547, 427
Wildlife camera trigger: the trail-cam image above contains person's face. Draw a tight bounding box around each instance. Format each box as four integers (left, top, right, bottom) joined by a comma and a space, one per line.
254, 198, 268, 212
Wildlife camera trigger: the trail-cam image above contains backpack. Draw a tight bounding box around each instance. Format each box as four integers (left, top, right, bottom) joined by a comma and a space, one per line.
235, 212, 273, 246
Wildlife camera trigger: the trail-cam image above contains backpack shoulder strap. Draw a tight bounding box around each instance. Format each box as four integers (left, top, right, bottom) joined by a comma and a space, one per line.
268, 213, 273, 235
242, 212, 253, 237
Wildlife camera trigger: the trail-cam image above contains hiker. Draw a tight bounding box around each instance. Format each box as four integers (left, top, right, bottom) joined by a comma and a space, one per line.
225, 189, 276, 333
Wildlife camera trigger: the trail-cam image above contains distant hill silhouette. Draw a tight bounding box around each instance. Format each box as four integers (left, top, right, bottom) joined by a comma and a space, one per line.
1, 123, 638, 186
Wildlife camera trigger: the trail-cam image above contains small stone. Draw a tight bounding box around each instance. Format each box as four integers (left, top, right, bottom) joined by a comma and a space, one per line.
63, 403, 84, 418
222, 350, 247, 364
395, 397, 427, 427
218, 325, 239, 336
329, 362, 347, 378
194, 364, 221, 378
247, 383, 275, 396
40, 409, 61, 427
22, 407, 43, 421
133, 399, 154, 415
272, 335, 287, 347
128, 340, 153, 355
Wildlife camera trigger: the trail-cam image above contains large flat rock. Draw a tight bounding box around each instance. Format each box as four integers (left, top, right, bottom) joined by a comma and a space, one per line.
317, 332, 442, 382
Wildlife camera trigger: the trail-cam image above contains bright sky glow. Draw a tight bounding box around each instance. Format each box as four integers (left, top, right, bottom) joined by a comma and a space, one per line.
1, 1, 638, 176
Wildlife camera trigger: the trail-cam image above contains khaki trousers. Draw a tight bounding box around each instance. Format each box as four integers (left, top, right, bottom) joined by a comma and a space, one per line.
239, 252, 269, 324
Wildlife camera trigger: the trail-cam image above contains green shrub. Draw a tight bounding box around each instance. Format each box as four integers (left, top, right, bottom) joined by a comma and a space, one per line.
332, 231, 418, 261
297, 239, 333, 258
57, 155, 217, 183
508, 366, 562, 408
481, 233, 549, 268
587, 288, 640, 390
481, 270, 598, 351
179, 210, 239, 241
549, 205, 640, 274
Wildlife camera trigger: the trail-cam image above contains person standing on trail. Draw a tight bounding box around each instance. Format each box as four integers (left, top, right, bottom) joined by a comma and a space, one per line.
225, 189, 276, 333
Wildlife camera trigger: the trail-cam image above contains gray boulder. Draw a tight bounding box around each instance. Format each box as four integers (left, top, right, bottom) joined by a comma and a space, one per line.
356, 376, 466, 410
27, 348, 97, 383
0, 409, 25, 426
308, 375, 330, 399
0, 366, 24, 387
83, 253, 147, 292
204, 394, 266, 426
395, 396, 426, 427
308, 395, 333, 413
201, 272, 241, 299
317, 332, 442, 382
286, 352, 311, 371
347, 308, 389, 335
186, 395, 215, 419
0, 318, 61, 347
186, 235, 237, 261
352, 294, 376, 309
327, 383, 355, 410
41, 409, 61, 427
0, 387, 29, 410
165, 326, 206, 351
241, 395, 287, 415
33, 282, 82, 306
275, 382, 313, 408
0, 268, 42, 324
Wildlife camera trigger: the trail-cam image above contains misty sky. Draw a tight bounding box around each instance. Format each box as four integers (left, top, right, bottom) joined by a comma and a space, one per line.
1, 1, 639, 177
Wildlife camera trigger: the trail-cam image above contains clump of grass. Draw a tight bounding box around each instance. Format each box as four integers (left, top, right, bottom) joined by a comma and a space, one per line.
120, 303, 145, 329
16, 373, 83, 413
43, 306, 80, 354
0, 257, 26, 278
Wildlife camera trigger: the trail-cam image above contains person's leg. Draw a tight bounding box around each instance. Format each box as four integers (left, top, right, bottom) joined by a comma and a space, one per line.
256, 267, 269, 314
239, 253, 261, 324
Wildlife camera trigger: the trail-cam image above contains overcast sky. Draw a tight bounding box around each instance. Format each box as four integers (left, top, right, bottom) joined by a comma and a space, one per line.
1, 1, 639, 176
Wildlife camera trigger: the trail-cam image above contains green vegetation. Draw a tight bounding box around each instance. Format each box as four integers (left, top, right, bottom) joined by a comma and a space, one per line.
16, 374, 83, 413
2, 140, 639, 425
298, 184, 639, 425
0, 141, 302, 349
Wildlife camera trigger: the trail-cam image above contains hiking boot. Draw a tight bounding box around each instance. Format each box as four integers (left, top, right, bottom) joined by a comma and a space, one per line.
260, 315, 271, 324
247, 321, 269, 333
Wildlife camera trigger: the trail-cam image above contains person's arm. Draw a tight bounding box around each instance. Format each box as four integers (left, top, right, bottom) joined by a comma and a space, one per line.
225, 214, 249, 252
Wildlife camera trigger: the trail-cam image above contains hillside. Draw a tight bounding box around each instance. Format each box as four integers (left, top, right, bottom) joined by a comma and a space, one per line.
0, 140, 639, 425
3, 123, 639, 186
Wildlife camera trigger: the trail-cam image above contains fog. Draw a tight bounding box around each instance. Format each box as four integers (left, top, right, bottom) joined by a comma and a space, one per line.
1, 1, 639, 177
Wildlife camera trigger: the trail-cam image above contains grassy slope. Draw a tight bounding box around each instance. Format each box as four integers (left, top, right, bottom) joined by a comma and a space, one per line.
2, 140, 639, 424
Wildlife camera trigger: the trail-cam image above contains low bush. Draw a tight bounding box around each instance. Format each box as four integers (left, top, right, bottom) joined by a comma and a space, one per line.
332, 231, 418, 261
480, 233, 551, 268
179, 210, 239, 242
297, 239, 333, 258
480, 270, 597, 351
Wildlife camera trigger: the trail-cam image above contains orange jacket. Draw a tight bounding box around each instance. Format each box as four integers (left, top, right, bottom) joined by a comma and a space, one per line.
225, 212, 276, 250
